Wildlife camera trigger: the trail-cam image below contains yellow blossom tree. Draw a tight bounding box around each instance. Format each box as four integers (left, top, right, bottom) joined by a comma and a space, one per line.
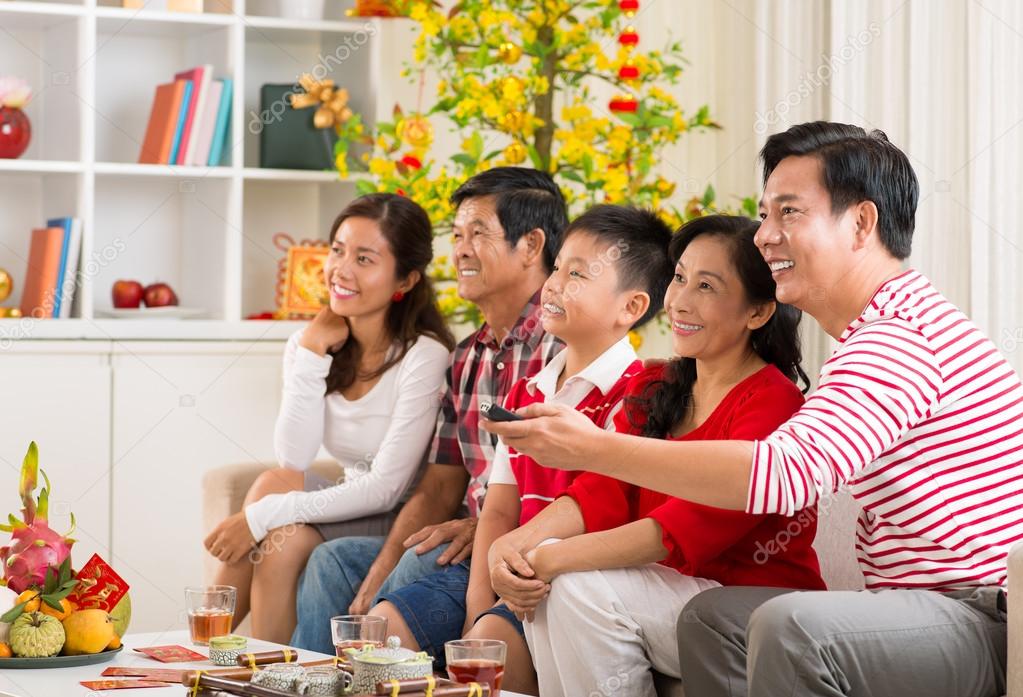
339, 0, 755, 324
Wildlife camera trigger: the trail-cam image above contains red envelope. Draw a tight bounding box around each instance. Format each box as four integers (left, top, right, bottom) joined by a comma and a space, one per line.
67, 553, 129, 612
102, 667, 186, 682
80, 680, 168, 690
133, 645, 207, 663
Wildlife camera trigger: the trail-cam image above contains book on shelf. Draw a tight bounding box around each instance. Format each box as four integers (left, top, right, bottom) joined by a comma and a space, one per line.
190, 80, 222, 167
167, 79, 193, 165
46, 217, 83, 319
175, 64, 213, 166
138, 80, 188, 165
20, 227, 65, 319
207, 78, 233, 167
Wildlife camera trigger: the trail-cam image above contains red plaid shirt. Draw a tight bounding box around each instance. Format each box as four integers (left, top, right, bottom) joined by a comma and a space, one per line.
428, 291, 562, 516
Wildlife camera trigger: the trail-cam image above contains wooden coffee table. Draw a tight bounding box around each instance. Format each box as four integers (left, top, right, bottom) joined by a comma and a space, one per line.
0, 630, 526, 696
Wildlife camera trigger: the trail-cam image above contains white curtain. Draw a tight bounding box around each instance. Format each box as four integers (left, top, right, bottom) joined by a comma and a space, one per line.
635, 0, 1022, 376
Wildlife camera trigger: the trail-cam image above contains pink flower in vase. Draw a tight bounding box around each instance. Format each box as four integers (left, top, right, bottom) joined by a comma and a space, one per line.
0, 76, 32, 108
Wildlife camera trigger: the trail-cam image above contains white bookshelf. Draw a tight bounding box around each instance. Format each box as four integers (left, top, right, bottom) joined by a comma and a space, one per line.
0, 0, 414, 340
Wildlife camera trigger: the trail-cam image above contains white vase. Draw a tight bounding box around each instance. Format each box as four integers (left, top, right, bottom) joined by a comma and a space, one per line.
278, 0, 325, 20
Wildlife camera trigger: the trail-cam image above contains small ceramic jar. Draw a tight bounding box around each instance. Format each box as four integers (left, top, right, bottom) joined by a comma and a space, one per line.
296, 665, 352, 695
251, 663, 307, 691
344, 636, 434, 694
208, 635, 248, 666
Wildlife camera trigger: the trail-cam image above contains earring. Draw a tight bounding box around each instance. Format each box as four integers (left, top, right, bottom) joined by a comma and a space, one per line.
392, 291, 405, 302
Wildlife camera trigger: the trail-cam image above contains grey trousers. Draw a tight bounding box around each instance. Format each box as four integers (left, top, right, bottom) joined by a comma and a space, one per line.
676, 586, 1007, 697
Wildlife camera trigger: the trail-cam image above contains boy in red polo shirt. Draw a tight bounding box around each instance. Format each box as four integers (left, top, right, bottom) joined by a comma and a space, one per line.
369, 205, 675, 694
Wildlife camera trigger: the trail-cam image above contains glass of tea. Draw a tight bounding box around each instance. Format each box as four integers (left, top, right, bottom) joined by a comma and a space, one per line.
184, 585, 236, 646
330, 615, 388, 657
445, 639, 507, 696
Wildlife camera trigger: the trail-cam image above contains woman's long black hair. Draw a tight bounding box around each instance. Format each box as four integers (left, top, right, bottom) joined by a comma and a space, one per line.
629, 214, 810, 439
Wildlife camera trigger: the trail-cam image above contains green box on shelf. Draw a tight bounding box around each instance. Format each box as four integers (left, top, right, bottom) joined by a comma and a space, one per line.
259, 84, 337, 170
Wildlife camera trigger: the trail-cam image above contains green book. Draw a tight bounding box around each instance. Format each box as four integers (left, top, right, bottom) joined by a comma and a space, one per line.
259, 83, 338, 170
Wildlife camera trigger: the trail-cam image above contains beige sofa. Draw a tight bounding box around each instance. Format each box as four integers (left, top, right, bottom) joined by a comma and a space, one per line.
204, 463, 1022, 696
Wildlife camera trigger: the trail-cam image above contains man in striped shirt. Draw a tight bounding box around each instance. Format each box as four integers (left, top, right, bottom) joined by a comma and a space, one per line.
485, 122, 1020, 696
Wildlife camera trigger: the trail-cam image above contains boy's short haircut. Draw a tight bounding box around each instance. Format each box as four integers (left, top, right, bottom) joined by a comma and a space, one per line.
562, 205, 674, 328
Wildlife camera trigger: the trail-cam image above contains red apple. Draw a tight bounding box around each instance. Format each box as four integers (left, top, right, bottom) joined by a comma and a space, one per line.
143, 282, 179, 308
111, 280, 144, 309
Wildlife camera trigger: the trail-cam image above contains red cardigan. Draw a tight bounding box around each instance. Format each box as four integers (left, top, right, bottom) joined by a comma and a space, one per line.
563, 363, 827, 590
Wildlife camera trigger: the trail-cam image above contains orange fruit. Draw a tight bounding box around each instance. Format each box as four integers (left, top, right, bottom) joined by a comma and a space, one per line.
39, 597, 74, 621
15, 590, 40, 613
106, 635, 122, 650
0, 643, 12, 658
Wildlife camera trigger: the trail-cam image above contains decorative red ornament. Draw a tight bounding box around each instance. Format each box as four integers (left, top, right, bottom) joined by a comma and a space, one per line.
392, 291, 405, 302
0, 107, 31, 159
618, 26, 639, 46
618, 63, 640, 80
619, 0, 639, 15
609, 95, 639, 113
400, 154, 422, 170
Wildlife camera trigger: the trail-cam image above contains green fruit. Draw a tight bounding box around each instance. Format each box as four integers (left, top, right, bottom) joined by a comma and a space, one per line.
109, 593, 131, 638
10, 611, 65, 657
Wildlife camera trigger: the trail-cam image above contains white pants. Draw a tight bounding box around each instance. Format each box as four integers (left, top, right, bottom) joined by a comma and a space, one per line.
523, 563, 720, 697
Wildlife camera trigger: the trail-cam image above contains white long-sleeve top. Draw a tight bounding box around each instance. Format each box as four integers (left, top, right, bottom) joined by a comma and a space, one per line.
244, 330, 450, 542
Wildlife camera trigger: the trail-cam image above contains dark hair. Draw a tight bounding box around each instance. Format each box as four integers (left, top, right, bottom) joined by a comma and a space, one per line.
450, 167, 568, 272
630, 215, 810, 439
324, 193, 456, 394
562, 205, 674, 329
760, 121, 918, 259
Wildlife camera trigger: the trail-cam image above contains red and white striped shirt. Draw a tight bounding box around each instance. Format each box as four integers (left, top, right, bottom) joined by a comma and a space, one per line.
748, 270, 1023, 590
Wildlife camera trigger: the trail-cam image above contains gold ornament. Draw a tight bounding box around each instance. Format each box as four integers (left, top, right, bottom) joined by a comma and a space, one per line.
503, 142, 528, 164
498, 42, 523, 64
0, 269, 11, 302
290, 74, 354, 130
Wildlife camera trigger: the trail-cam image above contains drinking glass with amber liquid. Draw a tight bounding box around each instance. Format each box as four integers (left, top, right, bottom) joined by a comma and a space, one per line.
446, 639, 507, 696
330, 615, 387, 657
185, 585, 236, 646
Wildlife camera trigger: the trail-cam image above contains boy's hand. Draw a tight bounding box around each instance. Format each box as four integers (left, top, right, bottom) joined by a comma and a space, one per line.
481, 402, 602, 471
403, 518, 477, 564
490, 560, 549, 620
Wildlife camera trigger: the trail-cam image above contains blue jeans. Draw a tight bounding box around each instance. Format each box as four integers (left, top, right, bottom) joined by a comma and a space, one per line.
291, 536, 449, 654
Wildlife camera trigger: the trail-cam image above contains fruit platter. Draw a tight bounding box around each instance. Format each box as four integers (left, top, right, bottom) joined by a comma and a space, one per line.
0, 442, 131, 667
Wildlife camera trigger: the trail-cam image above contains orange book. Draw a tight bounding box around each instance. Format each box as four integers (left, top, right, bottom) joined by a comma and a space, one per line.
139, 81, 188, 164
20, 227, 65, 319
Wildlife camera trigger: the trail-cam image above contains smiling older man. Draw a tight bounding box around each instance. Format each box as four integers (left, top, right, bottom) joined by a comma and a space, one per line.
484, 122, 1021, 697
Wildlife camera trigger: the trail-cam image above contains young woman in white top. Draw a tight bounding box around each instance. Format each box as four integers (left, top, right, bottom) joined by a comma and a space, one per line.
204, 193, 455, 643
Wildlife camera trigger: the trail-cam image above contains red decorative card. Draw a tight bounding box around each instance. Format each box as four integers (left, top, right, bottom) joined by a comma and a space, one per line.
80, 680, 168, 690
67, 553, 129, 612
133, 645, 207, 663
102, 667, 186, 682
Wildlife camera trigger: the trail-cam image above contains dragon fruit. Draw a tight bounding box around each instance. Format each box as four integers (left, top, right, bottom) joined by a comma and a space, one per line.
0, 442, 75, 594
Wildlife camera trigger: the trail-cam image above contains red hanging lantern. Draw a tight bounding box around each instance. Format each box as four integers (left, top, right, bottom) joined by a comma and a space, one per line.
618, 62, 640, 80
609, 95, 638, 113
619, 0, 639, 15
618, 26, 639, 46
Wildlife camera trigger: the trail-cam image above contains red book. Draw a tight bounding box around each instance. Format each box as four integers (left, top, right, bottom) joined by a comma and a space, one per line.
19, 227, 65, 318
139, 80, 188, 164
